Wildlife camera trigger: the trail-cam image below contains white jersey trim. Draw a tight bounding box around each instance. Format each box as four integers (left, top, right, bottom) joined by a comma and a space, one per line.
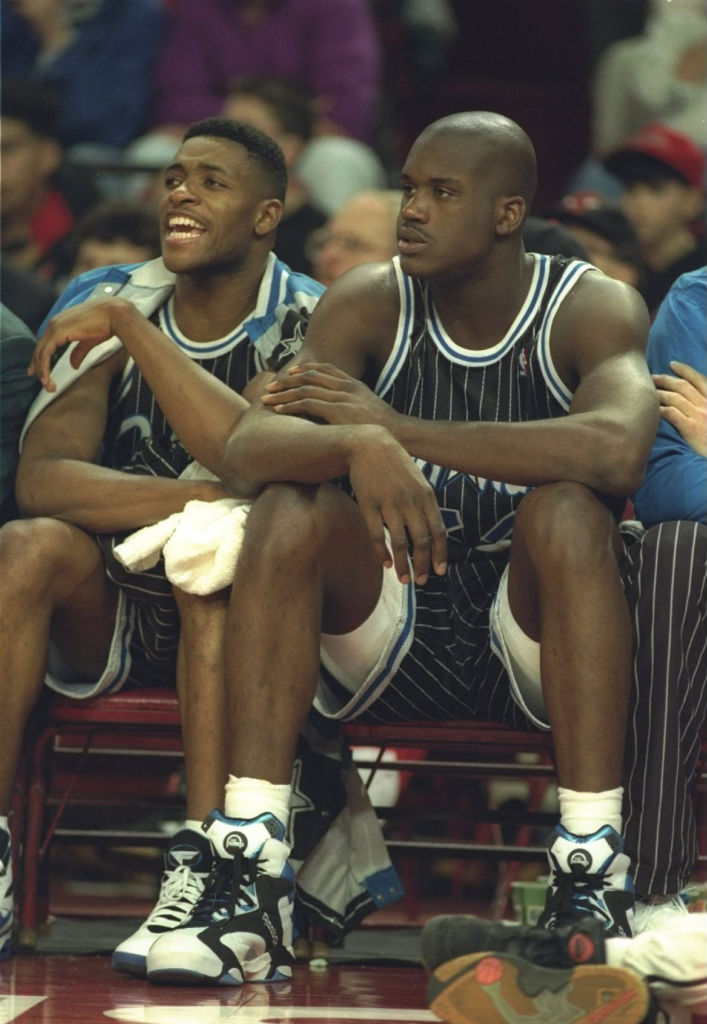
535, 260, 597, 411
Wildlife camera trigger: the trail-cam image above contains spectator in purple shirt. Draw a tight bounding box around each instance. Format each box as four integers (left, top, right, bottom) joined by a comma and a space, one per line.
150, 0, 382, 146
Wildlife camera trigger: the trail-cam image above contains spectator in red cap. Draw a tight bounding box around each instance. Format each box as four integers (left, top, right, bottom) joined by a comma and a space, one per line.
602, 122, 706, 314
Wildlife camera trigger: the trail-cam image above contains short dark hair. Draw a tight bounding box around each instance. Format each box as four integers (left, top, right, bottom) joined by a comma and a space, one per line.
1, 75, 60, 139
225, 76, 315, 141
73, 199, 161, 253
182, 116, 288, 201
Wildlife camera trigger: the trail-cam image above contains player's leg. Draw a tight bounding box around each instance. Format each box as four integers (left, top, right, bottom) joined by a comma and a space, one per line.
494, 481, 634, 935
146, 481, 385, 985
0, 516, 118, 959
621, 520, 707, 930
113, 586, 228, 977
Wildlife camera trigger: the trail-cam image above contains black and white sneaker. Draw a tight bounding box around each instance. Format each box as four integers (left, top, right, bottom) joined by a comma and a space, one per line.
146, 811, 295, 986
0, 827, 13, 961
112, 828, 214, 976
538, 824, 635, 937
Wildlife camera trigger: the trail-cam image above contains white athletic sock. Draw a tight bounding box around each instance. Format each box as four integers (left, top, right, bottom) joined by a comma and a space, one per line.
0, 816, 8, 834
184, 819, 204, 834
605, 935, 632, 966
606, 915, 707, 1008
224, 775, 291, 828
557, 786, 623, 836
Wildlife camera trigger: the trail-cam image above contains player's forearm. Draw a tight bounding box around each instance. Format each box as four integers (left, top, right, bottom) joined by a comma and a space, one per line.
107, 300, 247, 478
222, 409, 385, 497
390, 411, 653, 497
15, 459, 222, 532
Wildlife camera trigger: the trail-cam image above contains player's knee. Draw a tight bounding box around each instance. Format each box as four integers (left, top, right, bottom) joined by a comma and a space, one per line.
0, 518, 85, 600
239, 482, 327, 570
515, 481, 614, 571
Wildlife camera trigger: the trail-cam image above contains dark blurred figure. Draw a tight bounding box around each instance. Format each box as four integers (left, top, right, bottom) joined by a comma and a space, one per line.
1, 76, 101, 286
0, 303, 40, 525
65, 198, 161, 283
220, 77, 327, 274
1, 0, 164, 153
543, 192, 644, 289
522, 217, 590, 262
0, 259, 58, 335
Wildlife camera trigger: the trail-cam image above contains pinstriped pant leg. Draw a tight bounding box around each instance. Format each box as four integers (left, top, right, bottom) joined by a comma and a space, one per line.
621, 520, 707, 896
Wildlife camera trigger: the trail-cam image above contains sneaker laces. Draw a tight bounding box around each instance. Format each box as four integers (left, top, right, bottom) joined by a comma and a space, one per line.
145, 864, 205, 927
189, 852, 259, 926
553, 867, 612, 927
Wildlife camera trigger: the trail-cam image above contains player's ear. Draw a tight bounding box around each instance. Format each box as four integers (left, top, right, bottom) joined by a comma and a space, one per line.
496, 194, 526, 236
254, 198, 283, 238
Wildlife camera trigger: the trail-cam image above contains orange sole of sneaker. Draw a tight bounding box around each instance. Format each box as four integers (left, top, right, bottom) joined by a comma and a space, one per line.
428, 952, 651, 1024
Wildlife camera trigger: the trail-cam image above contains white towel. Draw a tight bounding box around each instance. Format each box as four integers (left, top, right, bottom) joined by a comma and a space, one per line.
114, 461, 251, 594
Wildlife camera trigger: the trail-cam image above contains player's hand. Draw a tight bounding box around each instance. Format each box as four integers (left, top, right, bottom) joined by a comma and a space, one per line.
347, 430, 447, 585
652, 360, 706, 457
28, 298, 134, 392
261, 362, 398, 430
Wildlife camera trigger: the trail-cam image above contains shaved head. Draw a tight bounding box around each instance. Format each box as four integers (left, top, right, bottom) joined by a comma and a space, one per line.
413, 111, 537, 209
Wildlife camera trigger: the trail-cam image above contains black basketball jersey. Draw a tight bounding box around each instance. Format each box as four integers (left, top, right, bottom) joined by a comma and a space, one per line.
376, 253, 595, 566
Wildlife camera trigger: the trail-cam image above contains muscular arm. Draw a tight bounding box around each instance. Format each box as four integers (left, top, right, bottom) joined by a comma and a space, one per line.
19, 348, 227, 533
388, 276, 657, 496
30, 297, 250, 482
244, 268, 658, 499
221, 263, 400, 495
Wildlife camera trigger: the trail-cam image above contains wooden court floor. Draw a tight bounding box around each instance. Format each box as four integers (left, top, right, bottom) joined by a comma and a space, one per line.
2, 954, 434, 1024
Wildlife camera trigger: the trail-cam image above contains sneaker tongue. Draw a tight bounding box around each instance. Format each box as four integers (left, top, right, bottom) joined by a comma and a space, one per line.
164, 829, 211, 872
205, 814, 280, 860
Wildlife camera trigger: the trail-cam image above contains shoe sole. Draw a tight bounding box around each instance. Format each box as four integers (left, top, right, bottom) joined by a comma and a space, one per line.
428, 952, 650, 1024
148, 965, 293, 987
111, 951, 147, 978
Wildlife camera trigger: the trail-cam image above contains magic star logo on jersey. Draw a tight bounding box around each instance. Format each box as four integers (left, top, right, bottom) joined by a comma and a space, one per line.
415, 458, 531, 500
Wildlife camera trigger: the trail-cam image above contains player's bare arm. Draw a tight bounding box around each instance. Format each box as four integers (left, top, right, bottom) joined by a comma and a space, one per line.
17, 350, 228, 533
261, 273, 658, 498
221, 265, 447, 583
30, 296, 249, 480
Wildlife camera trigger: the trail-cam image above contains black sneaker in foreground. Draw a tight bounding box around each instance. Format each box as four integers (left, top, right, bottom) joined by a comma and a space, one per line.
422, 913, 607, 974
427, 951, 663, 1024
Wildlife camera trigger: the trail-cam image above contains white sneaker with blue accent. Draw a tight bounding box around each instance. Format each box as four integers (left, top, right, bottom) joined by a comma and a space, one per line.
146, 810, 295, 986
112, 827, 214, 976
538, 824, 635, 937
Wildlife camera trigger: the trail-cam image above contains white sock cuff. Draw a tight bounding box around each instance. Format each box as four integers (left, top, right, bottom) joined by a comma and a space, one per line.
224, 775, 291, 828
557, 785, 624, 836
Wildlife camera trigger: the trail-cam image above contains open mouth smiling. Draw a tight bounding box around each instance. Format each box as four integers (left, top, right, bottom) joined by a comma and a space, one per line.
165, 215, 206, 240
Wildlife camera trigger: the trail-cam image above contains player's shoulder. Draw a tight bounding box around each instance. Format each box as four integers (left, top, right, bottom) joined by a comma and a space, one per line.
560, 266, 649, 330
315, 260, 400, 324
